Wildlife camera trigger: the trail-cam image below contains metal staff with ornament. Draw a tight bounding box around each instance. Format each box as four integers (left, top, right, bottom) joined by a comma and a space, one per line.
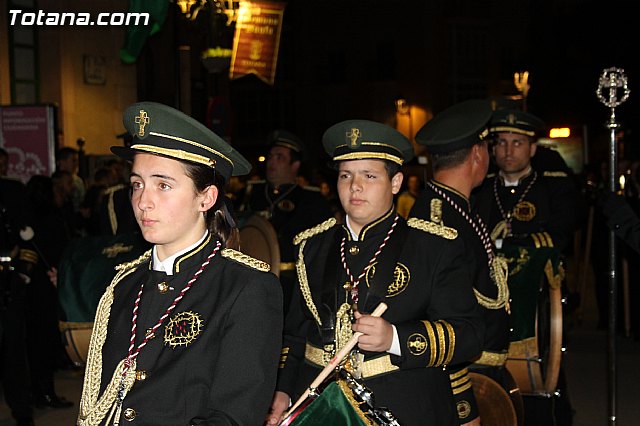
596, 66, 630, 426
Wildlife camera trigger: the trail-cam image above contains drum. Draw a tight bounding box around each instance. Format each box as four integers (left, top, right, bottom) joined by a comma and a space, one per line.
57, 233, 150, 366
470, 369, 524, 426
238, 213, 281, 277
59, 321, 93, 368
501, 246, 564, 397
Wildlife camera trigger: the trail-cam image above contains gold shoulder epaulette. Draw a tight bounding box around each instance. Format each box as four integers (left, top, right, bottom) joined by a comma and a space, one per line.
293, 218, 337, 245
407, 218, 458, 240
222, 248, 270, 272
115, 249, 152, 271
543, 171, 568, 177
103, 183, 128, 195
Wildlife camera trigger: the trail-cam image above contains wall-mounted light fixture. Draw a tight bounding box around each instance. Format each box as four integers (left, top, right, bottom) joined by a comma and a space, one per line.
175, 0, 239, 23
395, 97, 410, 115
514, 71, 530, 112
176, 0, 198, 16
549, 127, 571, 138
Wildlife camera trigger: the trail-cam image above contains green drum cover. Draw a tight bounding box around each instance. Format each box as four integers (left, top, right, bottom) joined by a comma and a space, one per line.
58, 233, 150, 322
497, 245, 562, 342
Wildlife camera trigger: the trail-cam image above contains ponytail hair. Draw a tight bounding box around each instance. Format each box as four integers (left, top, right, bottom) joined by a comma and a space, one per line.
183, 162, 240, 250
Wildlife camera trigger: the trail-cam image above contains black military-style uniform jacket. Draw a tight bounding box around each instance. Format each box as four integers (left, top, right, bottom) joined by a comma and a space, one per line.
0, 177, 38, 287
98, 184, 140, 236
410, 181, 511, 424
0, 176, 38, 421
474, 168, 578, 254
238, 181, 333, 264
277, 209, 484, 426
238, 180, 333, 315
77, 233, 283, 426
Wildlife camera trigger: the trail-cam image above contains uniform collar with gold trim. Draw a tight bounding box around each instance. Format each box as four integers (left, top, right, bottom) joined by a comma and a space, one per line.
497, 166, 534, 187
343, 207, 397, 241
150, 232, 215, 275
430, 180, 471, 212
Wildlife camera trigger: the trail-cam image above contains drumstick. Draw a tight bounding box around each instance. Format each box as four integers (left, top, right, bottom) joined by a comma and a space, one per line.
281, 302, 388, 421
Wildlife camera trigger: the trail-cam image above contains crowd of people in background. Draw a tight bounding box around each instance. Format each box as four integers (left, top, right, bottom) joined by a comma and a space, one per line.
2, 99, 640, 426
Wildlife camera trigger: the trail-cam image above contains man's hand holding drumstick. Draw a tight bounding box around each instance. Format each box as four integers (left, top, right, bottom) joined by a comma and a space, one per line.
265, 303, 388, 425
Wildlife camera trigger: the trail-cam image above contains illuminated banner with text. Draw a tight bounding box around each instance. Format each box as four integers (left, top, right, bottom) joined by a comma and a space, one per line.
0, 105, 56, 183
230, 1, 286, 85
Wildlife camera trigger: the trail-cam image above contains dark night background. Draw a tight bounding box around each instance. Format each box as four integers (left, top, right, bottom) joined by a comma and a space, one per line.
135, 0, 639, 171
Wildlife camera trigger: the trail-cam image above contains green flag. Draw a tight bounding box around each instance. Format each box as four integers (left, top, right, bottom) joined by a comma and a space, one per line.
288, 381, 368, 426
119, 0, 169, 64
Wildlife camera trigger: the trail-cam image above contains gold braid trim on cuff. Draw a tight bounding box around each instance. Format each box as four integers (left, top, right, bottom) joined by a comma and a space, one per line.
531, 233, 542, 248
450, 373, 470, 389
423, 321, 437, 367
450, 373, 473, 394
438, 320, 455, 365
19, 249, 38, 263
449, 368, 469, 380
452, 380, 473, 394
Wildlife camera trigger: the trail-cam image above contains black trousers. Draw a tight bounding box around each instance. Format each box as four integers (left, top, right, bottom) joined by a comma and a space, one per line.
0, 274, 33, 421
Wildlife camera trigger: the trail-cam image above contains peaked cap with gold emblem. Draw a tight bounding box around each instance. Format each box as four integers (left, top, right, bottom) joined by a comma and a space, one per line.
415, 99, 493, 154
267, 129, 306, 159
322, 119, 414, 165
488, 108, 546, 138
112, 101, 251, 182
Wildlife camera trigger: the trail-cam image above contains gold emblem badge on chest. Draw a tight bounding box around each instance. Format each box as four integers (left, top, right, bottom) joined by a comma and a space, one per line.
512, 201, 536, 221
164, 311, 204, 348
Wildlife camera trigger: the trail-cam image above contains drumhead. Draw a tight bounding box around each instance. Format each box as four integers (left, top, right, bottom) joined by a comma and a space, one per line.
238, 214, 281, 277
470, 372, 518, 426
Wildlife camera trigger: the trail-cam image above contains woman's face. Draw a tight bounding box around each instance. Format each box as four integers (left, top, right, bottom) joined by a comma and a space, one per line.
130, 153, 216, 259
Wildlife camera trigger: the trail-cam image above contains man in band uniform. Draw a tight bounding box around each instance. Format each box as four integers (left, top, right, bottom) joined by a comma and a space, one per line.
266, 119, 484, 425
410, 100, 513, 425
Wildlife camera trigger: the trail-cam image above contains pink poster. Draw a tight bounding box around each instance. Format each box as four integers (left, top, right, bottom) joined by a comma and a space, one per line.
0, 104, 57, 183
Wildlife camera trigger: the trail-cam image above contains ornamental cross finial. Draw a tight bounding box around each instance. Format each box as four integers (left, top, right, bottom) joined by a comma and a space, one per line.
596, 67, 630, 127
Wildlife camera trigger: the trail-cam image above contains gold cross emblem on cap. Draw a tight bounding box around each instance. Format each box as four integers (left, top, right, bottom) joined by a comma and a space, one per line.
135, 109, 150, 137
346, 128, 361, 148
506, 113, 517, 125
